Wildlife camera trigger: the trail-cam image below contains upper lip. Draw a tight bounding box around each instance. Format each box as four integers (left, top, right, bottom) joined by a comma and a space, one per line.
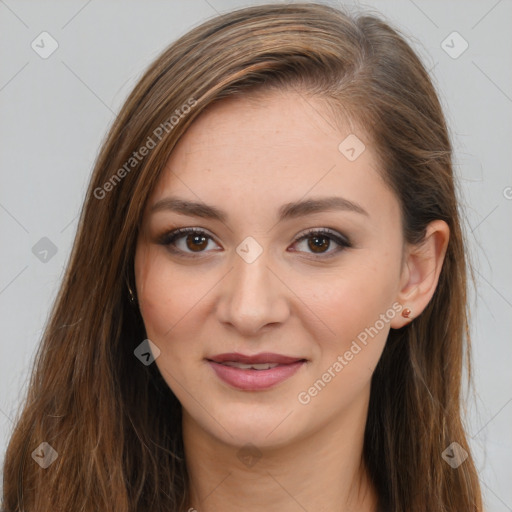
208, 352, 305, 365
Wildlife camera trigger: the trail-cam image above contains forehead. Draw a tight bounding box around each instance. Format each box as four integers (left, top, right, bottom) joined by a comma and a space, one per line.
171, 90, 353, 161
148, 90, 397, 222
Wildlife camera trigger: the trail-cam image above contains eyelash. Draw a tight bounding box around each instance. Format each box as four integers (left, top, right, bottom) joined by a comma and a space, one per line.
157, 227, 352, 260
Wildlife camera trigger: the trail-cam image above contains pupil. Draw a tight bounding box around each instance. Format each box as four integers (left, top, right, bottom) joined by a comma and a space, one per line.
309, 236, 329, 253
187, 234, 207, 251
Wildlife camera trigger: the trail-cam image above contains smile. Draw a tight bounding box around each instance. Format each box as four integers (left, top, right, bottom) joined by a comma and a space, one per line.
206, 352, 307, 391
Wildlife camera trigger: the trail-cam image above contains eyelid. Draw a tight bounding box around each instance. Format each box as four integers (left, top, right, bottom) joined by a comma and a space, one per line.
157, 227, 220, 254
294, 227, 351, 247
157, 226, 351, 258
290, 227, 352, 258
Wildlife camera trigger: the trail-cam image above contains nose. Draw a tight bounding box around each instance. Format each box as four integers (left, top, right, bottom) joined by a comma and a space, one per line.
215, 247, 290, 336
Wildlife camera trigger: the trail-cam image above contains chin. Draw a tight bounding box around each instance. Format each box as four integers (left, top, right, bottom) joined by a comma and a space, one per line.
192, 400, 305, 449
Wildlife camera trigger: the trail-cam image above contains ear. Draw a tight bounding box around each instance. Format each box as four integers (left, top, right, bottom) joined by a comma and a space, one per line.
390, 220, 450, 328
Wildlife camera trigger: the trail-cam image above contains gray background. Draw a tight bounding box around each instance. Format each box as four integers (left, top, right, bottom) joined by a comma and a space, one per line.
1, 0, 511, 509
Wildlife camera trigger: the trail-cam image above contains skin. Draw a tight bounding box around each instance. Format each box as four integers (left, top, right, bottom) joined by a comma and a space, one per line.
134, 89, 449, 512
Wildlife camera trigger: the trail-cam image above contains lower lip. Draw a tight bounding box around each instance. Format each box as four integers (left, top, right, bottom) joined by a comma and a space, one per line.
207, 360, 305, 390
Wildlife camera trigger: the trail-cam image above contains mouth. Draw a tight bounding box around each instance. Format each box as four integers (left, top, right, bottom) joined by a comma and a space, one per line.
206, 352, 307, 391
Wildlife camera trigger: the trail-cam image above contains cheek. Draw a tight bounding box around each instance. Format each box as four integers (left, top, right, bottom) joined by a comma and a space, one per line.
308, 261, 397, 335
135, 248, 201, 348
303, 254, 399, 380
298, 287, 391, 414
134, 250, 208, 392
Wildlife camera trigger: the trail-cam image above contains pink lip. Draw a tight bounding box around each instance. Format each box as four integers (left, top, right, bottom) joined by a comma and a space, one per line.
207, 352, 306, 391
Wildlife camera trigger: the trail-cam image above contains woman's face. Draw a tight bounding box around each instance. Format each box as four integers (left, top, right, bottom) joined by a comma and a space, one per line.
135, 90, 407, 448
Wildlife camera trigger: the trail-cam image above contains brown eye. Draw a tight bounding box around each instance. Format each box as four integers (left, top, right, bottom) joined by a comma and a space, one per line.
159, 227, 220, 257
307, 235, 331, 253
292, 228, 351, 258
186, 233, 209, 252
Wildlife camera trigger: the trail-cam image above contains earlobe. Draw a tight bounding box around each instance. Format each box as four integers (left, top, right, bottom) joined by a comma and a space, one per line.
401, 307, 412, 319
390, 220, 450, 329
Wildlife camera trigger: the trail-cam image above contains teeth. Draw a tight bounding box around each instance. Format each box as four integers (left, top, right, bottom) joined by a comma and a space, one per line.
222, 362, 253, 369
221, 361, 280, 370
251, 363, 280, 370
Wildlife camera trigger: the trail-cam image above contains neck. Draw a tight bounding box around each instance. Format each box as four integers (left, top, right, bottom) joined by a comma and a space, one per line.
182, 397, 378, 512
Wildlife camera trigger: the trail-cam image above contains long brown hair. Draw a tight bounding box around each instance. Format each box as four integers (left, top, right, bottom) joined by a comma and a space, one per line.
2, 3, 482, 511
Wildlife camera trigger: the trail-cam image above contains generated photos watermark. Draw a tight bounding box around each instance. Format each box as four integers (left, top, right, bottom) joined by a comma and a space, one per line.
94, 97, 197, 200
297, 301, 403, 405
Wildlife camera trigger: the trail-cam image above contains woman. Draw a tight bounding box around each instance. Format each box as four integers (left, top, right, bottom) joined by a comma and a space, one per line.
1, 3, 483, 511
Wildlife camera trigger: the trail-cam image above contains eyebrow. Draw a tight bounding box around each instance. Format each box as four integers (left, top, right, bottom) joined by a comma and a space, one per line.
150, 195, 369, 222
